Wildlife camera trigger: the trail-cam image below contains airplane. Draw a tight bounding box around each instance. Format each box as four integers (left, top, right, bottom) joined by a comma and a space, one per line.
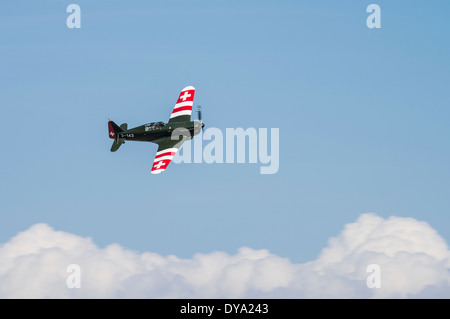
108, 86, 204, 174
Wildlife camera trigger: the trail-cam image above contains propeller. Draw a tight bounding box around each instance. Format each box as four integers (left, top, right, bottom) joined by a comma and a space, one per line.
197, 106, 204, 132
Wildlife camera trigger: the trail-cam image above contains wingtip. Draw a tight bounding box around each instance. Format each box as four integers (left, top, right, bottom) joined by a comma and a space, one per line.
182, 86, 195, 91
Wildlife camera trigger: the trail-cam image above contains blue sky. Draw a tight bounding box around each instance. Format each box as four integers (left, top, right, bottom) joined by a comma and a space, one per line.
1, 0, 449, 264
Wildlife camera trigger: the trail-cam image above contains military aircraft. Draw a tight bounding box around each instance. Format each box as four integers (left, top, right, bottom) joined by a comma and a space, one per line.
108, 86, 204, 174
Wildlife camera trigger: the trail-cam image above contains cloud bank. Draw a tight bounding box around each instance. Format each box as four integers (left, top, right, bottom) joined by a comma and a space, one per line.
1, 213, 450, 298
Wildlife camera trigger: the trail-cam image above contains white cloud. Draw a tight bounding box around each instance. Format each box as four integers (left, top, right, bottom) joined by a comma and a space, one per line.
1, 213, 450, 298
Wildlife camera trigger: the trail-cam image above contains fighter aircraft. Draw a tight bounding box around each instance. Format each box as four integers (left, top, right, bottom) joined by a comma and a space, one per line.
108, 86, 204, 174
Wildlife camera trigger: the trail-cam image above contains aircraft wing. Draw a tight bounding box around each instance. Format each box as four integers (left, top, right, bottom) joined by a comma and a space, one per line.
168, 86, 195, 123
150, 139, 183, 174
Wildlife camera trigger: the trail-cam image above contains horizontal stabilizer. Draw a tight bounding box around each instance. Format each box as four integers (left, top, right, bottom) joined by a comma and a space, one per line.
110, 138, 125, 152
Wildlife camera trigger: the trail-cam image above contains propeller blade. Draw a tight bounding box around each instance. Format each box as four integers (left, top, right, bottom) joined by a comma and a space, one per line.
197, 106, 202, 123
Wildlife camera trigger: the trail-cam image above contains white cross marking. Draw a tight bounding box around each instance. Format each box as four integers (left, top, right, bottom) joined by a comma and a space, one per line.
154, 161, 165, 169
179, 91, 191, 101
110, 131, 115, 137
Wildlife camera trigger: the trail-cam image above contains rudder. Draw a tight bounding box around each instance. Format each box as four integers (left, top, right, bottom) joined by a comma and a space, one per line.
108, 120, 125, 152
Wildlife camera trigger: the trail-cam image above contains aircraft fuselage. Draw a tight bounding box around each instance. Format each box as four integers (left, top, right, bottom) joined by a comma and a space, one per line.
119, 121, 202, 144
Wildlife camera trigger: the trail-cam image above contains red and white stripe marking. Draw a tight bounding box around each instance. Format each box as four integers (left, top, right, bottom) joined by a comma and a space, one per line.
170, 86, 195, 119
151, 147, 179, 174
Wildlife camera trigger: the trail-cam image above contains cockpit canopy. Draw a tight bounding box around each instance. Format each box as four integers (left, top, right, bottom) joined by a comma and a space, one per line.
144, 121, 165, 131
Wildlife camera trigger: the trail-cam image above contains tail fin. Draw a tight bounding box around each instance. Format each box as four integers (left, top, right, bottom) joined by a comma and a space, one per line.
108, 120, 125, 152
108, 120, 123, 139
